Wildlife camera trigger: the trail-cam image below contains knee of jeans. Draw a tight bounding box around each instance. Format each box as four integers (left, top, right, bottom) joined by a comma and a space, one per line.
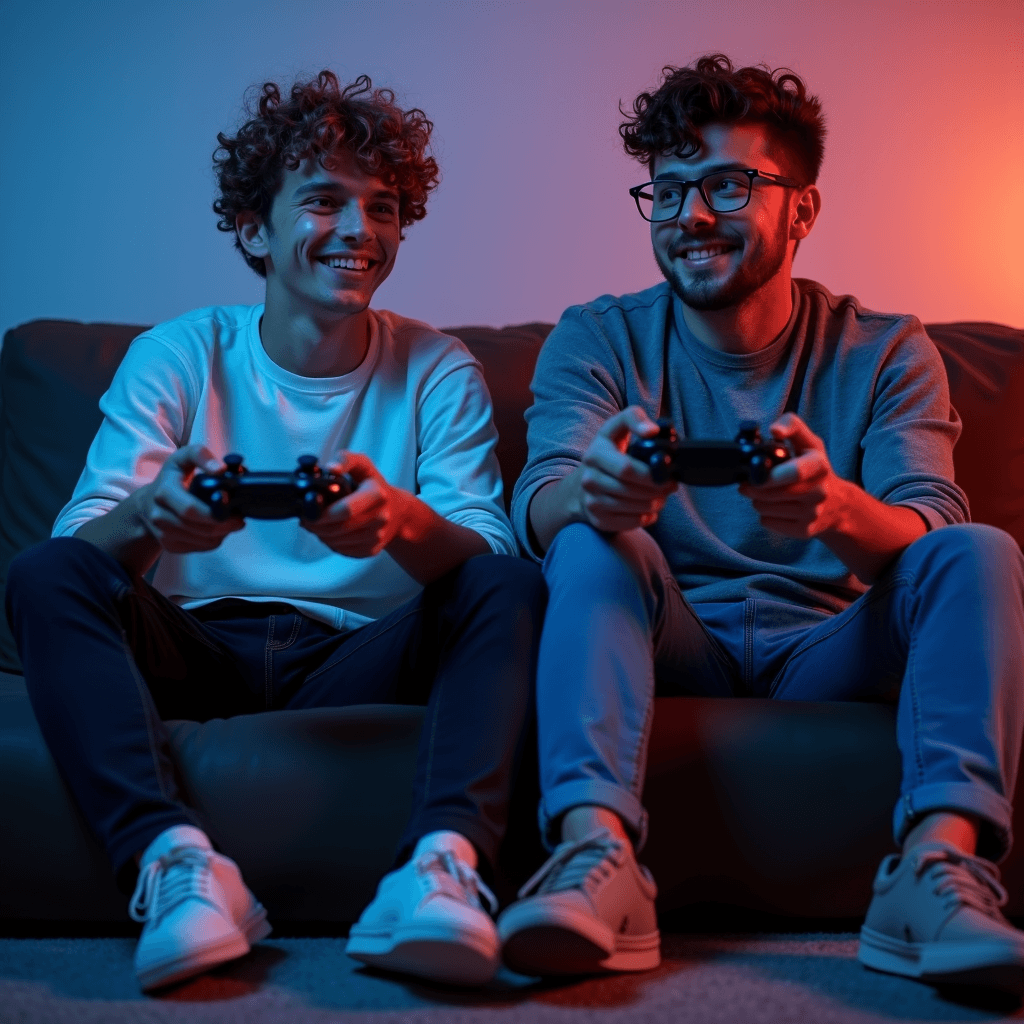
544, 523, 614, 586
907, 522, 1024, 580
544, 521, 599, 564
7, 537, 122, 606
544, 523, 660, 591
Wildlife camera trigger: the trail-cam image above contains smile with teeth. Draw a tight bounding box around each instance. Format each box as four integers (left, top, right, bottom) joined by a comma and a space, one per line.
320, 256, 372, 271
679, 245, 733, 261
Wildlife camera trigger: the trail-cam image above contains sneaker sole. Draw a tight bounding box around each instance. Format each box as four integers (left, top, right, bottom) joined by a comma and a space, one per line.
347, 922, 499, 986
136, 904, 270, 992
137, 930, 252, 991
242, 905, 272, 945
859, 926, 1024, 994
500, 910, 661, 977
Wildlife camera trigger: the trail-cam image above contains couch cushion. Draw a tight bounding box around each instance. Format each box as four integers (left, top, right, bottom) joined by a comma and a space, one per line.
7, 665, 1024, 922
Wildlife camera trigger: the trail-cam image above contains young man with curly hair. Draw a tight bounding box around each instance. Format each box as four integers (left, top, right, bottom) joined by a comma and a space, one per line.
6, 72, 544, 991
498, 55, 1024, 994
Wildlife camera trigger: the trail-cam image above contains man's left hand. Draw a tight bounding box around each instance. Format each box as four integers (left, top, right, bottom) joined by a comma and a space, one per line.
301, 452, 410, 557
738, 413, 850, 538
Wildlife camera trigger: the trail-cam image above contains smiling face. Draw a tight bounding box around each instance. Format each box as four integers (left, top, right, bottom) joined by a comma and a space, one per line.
239, 148, 402, 321
650, 123, 804, 313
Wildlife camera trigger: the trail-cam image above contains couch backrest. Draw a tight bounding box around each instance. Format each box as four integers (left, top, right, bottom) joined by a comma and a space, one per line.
1, 317, 1021, 674
924, 322, 1024, 549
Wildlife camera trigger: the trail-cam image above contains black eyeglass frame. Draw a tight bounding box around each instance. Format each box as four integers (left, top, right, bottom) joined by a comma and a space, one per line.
628, 168, 802, 222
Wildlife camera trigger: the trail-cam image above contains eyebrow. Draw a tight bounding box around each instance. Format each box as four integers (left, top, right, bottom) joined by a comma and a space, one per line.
292, 179, 400, 201
653, 163, 750, 181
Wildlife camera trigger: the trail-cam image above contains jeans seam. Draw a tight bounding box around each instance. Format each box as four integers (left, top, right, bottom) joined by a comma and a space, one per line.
744, 599, 755, 694
268, 614, 302, 650
905, 588, 926, 789
304, 607, 420, 683
422, 674, 442, 807
265, 616, 276, 709
263, 614, 302, 710
123, 632, 172, 803
767, 571, 912, 697
628, 670, 656, 801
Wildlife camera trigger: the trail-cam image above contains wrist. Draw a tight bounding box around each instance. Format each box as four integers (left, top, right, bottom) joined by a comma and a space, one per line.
390, 487, 426, 545
821, 477, 860, 539
127, 485, 159, 538
529, 470, 588, 554
564, 467, 590, 526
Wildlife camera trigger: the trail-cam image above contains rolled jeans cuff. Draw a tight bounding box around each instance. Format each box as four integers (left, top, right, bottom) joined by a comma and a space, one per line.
894, 782, 1014, 863
539, 779, 649, 852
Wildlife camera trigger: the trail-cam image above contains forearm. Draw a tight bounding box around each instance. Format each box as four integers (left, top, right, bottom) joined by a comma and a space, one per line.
819, 480, 927, 585
72, 486, 163, 577
386, 491, 492, 585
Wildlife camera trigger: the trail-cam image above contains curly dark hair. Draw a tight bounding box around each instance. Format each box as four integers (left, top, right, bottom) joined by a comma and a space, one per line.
620, 55, 826, 185
213, 71, 440, 276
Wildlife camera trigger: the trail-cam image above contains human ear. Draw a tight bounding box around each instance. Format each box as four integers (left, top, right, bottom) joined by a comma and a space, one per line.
236, 210, 270, 260
790, 185, 821, 241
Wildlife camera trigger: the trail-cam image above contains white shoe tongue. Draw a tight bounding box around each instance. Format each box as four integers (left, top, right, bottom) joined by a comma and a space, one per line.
413, 830, 477, 868
140, 825, 212, 868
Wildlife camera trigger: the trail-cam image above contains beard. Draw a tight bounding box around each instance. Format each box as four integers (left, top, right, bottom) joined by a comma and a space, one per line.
654, 205, 791, 311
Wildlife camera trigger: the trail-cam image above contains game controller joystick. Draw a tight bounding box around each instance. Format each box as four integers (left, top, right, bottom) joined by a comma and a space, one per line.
627, 419, 793, 486
189, 454, 356, 521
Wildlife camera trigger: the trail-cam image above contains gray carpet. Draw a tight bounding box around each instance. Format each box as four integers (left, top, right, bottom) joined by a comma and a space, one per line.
3, 933, 1024, 1023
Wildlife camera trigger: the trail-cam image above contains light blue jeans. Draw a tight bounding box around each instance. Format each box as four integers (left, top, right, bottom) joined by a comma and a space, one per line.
536, 523, 1024, 861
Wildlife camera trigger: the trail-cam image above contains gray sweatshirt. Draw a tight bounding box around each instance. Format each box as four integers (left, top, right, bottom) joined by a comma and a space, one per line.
511, 279, 970, 614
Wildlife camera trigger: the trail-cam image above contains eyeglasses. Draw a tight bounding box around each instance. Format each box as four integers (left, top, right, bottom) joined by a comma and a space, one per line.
629, 169, 801, 221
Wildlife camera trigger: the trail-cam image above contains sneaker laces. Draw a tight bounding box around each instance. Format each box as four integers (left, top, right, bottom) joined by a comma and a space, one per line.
414, 849, 498, 916
516, 829, 622, 899
129, 847, 214, 925
914, 846, 1009, 918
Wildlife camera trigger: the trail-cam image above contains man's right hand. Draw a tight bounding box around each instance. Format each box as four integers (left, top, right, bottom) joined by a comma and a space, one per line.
528, 407, 676, 552
75, 445, 244, 575
136, 445, 245, 553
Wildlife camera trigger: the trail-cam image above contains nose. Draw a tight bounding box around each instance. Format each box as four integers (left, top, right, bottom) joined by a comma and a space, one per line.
675, 184, 716, 231
334, 199, 372, 243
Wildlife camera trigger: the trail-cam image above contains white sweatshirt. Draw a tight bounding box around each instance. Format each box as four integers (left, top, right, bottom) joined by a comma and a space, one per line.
53, 304, 517, 631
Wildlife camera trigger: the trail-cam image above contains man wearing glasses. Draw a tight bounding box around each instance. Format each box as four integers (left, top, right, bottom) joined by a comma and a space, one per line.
497, 54, 1024, 994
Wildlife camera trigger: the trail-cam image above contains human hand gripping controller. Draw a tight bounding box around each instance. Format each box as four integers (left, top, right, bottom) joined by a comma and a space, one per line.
627, 419, 794, 486
189, 454, 356, 521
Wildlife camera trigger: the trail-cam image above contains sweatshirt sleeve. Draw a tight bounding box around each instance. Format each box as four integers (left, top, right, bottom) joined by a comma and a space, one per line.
51, 333, 197, 538
510, 306, 629, 559
859, 317, 970, 530
415, 356, 518, 557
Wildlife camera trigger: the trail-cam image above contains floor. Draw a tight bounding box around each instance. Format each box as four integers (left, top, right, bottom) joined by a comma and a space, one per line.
4, 930, 1024, 1024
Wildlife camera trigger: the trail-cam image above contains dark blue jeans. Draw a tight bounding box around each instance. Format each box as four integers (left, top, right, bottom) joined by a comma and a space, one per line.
536, 523, 1024, 861
6, 537, 545, 886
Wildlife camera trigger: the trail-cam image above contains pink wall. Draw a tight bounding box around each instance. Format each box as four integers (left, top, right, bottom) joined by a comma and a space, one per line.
1, 0, 1021, 338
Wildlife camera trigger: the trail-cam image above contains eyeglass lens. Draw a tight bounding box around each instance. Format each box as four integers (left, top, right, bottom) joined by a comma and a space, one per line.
636, 172, 753, 220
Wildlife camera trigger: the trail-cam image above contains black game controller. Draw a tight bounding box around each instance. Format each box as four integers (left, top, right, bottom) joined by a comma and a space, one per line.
189, 454, 356, 521
627, 420, 794, 486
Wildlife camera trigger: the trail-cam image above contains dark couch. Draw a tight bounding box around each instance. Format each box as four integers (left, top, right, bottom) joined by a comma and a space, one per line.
1, 317, 1022, 924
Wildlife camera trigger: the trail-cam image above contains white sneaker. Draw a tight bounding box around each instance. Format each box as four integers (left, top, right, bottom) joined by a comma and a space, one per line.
497, 827, 660, 975
129, 825, 271, 991
346, 831, 500, 986
859, 841, 1024, 993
